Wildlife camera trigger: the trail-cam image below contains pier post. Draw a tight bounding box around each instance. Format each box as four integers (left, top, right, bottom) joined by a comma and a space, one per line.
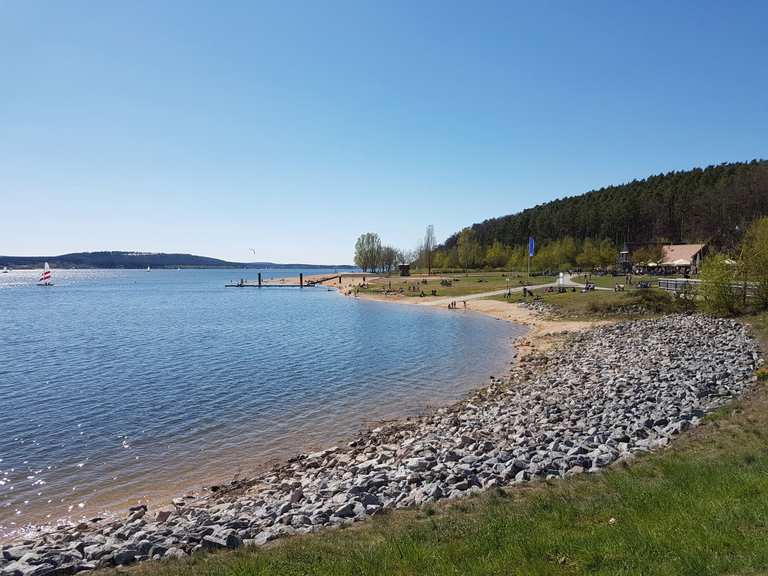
300, 273, 303, 287
258, 272, 262, 287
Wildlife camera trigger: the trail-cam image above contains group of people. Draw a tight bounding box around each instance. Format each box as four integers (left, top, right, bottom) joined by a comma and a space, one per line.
544, 285, 574, 294
448, 300, 467, 310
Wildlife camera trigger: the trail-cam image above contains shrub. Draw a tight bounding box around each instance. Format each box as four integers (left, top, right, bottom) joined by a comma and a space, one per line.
742, 217, 768, 310
699, 254, 743, 316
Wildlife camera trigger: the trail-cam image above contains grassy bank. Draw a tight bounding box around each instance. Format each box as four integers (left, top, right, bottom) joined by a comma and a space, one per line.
119, 316, 767, 576
569, 273, 662, 290
357, 272, 555, 299
490, 287, 690, 320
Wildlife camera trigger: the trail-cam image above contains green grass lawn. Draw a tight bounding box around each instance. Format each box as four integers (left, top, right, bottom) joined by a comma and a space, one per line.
359, 272, 556, 299
568, 273, 664, 289
489, 287, 688, 319
120, 316, 768, 576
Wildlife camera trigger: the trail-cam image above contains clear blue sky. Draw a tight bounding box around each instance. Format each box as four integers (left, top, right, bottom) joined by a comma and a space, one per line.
1, 1, 766, 264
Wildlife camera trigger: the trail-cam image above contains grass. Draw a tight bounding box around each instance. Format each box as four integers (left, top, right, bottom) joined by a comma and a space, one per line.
490, 287, 690, 319
119, 315, 768, 576
358, 272, 556, 299
568, 273, 664, 289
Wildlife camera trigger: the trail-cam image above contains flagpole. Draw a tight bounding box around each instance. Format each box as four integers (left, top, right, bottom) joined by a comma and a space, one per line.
527, 236, 533, 279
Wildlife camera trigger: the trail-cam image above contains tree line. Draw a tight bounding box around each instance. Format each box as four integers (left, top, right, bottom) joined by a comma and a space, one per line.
354, 227, 622, 274
434, 230, 618, 272
442, 160, 768, 252
353, 233, 401, 273
700, 216, 768, 315
356, 161, 768, 275
353, 226, 438, 273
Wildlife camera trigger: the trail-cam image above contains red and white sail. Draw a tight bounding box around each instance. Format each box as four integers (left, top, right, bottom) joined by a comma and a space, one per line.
39, 262, 52, 285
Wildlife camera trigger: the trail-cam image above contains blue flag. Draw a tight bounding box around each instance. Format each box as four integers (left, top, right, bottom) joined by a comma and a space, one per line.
528, 237, 535, 257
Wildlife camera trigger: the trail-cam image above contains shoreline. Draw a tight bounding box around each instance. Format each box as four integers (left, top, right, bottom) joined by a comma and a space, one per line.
0, 313, 759, 573
306, 272, 609, 359
3, 274, 760, 574
0, 275, 529, 544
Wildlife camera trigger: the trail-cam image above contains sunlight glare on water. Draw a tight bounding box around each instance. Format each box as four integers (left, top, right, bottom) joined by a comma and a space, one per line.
0, 268, 524, 539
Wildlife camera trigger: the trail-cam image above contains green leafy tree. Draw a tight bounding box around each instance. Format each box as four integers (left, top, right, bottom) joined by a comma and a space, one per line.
632, 244, 664, 265
598, 239, 618, 268
700, 253, 742, 316
423, 225, 436, 275
485, 241, 507, 268
457, 228, 481, 272
444, 247, 460, 270
741, 216, 768, 309
576, 238, 597, 268
506, 245, 526, 271
354, 233, 382, 272
440, 161, 768, 251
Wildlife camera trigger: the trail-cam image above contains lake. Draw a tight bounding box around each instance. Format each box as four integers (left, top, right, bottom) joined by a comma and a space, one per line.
0, 268, 525, 539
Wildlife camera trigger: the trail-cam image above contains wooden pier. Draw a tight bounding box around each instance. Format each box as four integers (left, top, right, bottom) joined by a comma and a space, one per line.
225, 273, 343, 288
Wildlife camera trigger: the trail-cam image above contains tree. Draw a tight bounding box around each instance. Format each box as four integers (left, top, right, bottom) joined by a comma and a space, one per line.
559, 237, 579, 268
423, 225, 436, 275
576, 238, 597, 268
597, 239, 618, 268
484, 240, 507, 268
380, 246, 398, 274
440, 161, 768, 251
741, 216, 768, 309
457, 228, 480, 272
632, 244, 664, 265
700, 253, 742, 316
354, 233, 382, 272
506, 245, 526, 271
443, 247, 460, 270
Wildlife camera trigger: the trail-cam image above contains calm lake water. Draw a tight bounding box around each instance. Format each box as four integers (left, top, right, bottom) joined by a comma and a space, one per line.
0, 268, 524, 539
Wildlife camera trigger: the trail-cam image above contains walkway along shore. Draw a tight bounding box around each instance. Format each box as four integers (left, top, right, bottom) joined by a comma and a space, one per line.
0, 309, 761, 573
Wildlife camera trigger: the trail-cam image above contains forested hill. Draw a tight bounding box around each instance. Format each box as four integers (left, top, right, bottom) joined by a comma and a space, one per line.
443, 160, 768, 249
0, 251, 355, 269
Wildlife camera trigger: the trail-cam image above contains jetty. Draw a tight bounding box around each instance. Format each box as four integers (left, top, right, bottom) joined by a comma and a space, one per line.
225, 273, 343, 288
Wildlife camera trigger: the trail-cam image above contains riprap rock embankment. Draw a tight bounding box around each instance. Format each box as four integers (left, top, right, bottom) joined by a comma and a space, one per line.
1, 315, 761, 575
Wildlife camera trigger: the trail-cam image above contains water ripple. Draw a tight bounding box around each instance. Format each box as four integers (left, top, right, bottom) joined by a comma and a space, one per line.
0, 269, 524, 539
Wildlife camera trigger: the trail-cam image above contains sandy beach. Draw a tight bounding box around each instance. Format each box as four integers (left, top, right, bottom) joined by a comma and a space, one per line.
302, 272, 610, 358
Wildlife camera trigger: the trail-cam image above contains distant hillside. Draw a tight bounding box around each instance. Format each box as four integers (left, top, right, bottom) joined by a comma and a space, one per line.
443, 160, 768, 250
0, 251, 355, 270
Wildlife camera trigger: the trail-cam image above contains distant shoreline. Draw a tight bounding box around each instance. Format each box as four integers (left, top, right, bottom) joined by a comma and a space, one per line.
0, 251, 356, 270
1, 264, 357, 271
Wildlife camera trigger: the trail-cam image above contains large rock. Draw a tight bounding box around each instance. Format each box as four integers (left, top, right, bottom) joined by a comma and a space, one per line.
3, 315, 760, 574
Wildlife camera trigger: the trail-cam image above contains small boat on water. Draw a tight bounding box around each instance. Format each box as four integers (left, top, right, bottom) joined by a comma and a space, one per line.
2, 266, 8, 273
146, 266, 151, 272
38, 262, 54, 286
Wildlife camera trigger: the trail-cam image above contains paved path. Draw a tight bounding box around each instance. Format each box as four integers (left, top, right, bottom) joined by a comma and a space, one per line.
421, 274, 610, 307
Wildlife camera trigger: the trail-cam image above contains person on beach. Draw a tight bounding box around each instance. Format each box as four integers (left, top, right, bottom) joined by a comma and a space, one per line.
463, 300, 467, 309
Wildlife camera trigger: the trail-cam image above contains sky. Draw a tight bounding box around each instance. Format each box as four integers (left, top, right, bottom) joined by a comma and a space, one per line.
1, 1, 767, 264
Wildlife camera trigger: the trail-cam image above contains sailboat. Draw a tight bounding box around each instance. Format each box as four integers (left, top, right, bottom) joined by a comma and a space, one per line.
146, 266, 151, 272
2, 266, 8, 274
38, 262, 54, 286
